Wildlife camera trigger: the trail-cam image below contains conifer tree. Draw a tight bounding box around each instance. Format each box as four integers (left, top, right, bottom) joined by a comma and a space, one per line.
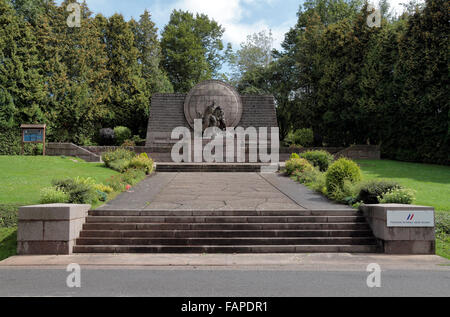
0, 0, 45, 125
130, 10, 173, 96
105, 13, 148, 135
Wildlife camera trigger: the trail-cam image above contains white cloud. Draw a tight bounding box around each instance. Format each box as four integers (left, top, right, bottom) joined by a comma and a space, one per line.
172, 0, 294, 50
372, 0, 425, 16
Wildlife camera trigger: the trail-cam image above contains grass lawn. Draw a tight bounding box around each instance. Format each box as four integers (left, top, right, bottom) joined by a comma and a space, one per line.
356, 160, 450, 212
0, 156, 119, 206
0, 155, 120, 261
357, 159, 450, 259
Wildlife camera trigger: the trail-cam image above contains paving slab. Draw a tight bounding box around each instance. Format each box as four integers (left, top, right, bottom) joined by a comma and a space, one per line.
1, 253, 448, 271
99, 172, 307, 211
260, 173, 353, 210
98, 173, 177, 210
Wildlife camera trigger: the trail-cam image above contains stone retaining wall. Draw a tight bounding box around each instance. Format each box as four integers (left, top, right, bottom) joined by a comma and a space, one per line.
46, 144, 380, 163
360, 204, 435, 254
47, 143, 101, 162
17, 204, 90, 255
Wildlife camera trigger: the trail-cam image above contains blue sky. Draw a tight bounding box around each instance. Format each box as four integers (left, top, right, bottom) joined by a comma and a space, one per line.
56, 0, 410, 50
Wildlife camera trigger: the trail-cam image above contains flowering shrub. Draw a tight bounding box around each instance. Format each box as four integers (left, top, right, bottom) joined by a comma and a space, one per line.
379, 188, 416, 204
285, 158, 313, 176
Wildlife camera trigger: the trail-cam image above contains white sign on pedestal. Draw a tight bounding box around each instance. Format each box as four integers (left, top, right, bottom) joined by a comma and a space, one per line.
387, 210, 434, 227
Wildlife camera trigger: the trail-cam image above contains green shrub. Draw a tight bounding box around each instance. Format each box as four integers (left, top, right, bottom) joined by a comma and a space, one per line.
325, 158, 362, 193
131, 135, 146, 146
102, 148, 135, 168
379, 188, 416, 204
93, 184, 114, 194
289, 128, 314, 147
121, 169, 146, 186
109, 159, 131, 173
39, 187, 70, 204
52, 178, 97, 204
292, 167, 322, 185
0, 127, 21, 155
122, 139, 135, 147
0, 205, 18, 228
436, 212, 450, 236
114, 126, 132, 146
356, 179, 402, 204
285, 158, 313, 176
328, 180, 358, 204
290, 153, 300, 159
300, 150, 334, 172
129, 155, 154, 174
105, 175, 127, 192
105, 169, 146, 191
96, 190, 108, 202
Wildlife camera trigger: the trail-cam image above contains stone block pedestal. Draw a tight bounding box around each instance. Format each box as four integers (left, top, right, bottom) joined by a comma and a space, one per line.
17, 204, 90, 255
360, 204, 435, 254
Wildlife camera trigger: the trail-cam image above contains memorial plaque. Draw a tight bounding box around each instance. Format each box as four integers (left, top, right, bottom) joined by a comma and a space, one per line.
387, 210, 435, 227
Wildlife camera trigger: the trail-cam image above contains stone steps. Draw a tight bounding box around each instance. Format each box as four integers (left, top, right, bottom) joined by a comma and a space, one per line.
82, 222, 371, 231
73, 245, 380, 253
85, 216, 366, 224
79, 229, 373, 238
74, 209, 380, 254
76, 237, 377, 246
89, 209, 359, 217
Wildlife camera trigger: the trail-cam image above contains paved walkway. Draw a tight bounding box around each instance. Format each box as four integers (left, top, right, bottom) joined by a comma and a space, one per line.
1, 253, 448, 270
98, 172, 351, 211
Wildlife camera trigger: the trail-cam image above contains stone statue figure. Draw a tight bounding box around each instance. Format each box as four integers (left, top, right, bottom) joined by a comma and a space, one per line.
197, 101, 227, 131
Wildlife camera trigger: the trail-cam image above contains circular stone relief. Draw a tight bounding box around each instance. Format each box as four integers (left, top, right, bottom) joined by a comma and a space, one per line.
184, 80, 243, 129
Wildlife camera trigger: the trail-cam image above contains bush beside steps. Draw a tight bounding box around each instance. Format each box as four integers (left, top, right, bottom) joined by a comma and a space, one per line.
39, 148, 154, 205
284, 153, 417, 207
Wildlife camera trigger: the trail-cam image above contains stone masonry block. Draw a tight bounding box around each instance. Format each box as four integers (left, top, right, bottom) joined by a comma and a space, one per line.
360, 204, 435, 254
19, 204, 90, 221
17, 204, 90, 255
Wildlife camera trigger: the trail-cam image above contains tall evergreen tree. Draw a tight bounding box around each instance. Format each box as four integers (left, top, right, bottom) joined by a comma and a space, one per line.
0, 0, 45, 125
104, 13, 148, 135
389, 0, 449, 163
130, 10, 173, 95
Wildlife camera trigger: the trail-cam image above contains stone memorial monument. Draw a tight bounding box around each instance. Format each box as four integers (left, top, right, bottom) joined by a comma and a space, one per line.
145, 80, 278, 162
146, 80, 277, 145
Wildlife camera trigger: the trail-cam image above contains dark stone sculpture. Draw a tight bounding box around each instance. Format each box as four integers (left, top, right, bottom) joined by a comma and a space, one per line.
198, 101, 227, 131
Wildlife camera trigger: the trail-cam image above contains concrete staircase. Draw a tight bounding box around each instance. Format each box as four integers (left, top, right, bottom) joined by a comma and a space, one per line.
73, 209, 380, 253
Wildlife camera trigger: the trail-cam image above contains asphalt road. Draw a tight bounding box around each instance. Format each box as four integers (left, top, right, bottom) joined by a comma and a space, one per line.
0, 267, 449, 297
